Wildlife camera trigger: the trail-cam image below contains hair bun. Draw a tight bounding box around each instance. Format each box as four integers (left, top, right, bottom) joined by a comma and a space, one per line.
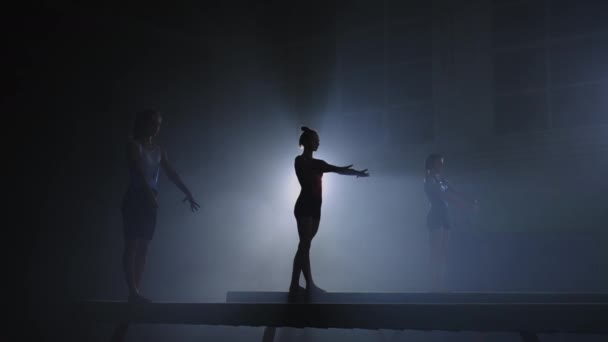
301, 126, 310, 132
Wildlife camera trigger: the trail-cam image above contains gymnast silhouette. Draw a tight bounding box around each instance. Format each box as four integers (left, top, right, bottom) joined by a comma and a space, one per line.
289, 127, 369, 294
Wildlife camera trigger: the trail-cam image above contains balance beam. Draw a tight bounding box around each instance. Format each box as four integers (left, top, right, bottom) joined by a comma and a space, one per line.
226, 291, 608, 304
74, 292, 608, 342
224, 291, 608, 342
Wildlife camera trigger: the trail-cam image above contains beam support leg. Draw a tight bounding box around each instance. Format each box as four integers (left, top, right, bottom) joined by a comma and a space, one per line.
520, 332, 540, 342
110, 323, 129, 342
377, 329, 401, 342
262, 327, 276, 342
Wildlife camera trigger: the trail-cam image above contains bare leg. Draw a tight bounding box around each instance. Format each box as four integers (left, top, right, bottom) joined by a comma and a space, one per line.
290, 219, 305, 291
303, 218, 322, 291
291, 217, 313, 290
122, 239, 138, 295
439, 228, 450, 291
134, 239, 150, 291
290, 217, 323, 292
290, 218, 308, 291
429, 229, 441, 292
290, 249, 304, 291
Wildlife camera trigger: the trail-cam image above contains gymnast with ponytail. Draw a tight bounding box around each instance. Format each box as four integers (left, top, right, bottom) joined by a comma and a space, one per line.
289, 126, 370, 294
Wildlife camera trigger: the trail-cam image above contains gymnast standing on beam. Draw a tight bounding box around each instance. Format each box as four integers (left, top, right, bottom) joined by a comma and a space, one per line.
121, 109, 200, 302
424, 153, 478, 292
289, 127, 370, 295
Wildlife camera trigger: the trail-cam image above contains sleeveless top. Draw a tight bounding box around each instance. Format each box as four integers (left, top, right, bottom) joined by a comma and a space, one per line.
424, 172, 449, 213
295, 155, 329, 203
128, 140, 161, 191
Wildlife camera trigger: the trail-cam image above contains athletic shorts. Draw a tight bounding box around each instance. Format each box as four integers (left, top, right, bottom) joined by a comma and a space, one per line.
122, 188, 158, 240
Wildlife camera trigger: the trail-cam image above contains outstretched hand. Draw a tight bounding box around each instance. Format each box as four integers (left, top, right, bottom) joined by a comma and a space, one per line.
356, 168, 370, 178
183, 195, 200, 212
343, 164, 370, 177
337, 165, 370, 177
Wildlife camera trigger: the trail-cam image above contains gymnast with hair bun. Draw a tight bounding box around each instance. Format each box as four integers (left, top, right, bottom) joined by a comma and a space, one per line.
289, 126, 370, 295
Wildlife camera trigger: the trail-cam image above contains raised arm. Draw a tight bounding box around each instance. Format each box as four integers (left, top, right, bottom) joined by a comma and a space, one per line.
323, 162, 370, 177
442, 191, 472, 208
442, 182, 477, 209
127, 140, 158, 207
160, 147, 200, 211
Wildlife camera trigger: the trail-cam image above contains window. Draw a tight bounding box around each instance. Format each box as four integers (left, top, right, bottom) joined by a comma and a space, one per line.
493, 0, 608, 133
336, 0, 433, 145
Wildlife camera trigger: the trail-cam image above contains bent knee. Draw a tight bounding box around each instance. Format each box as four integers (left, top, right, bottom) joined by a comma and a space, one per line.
298, 240, 312, 250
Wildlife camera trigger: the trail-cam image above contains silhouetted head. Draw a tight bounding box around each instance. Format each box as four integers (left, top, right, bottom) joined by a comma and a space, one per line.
425, 153, 444, 175
299, 126, 319, 151
133, 109, 162, 140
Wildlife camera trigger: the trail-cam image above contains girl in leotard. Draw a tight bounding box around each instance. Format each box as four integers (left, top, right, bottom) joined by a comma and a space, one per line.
424, 154, 477, 292
121, 109, 200, 302
290, 126, 369, 294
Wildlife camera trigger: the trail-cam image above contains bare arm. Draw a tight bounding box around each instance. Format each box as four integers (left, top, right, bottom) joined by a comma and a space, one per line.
324, 163, 370, 177
442, 185, 477, 208
161, 148, 190, 197
127, 140, 158, 207
160, 147, 200, 211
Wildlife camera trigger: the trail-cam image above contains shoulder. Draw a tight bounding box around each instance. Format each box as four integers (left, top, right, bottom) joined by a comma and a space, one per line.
313, 158, 328, 166
295, 155, 313, 164
294, 155, 303, 169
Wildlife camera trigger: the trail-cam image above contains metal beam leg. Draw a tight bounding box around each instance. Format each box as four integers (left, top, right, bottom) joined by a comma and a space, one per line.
377, 329, 401, 342
520, 332, 540, 342
262, 327, 276, 342
110, 323, 129, 342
